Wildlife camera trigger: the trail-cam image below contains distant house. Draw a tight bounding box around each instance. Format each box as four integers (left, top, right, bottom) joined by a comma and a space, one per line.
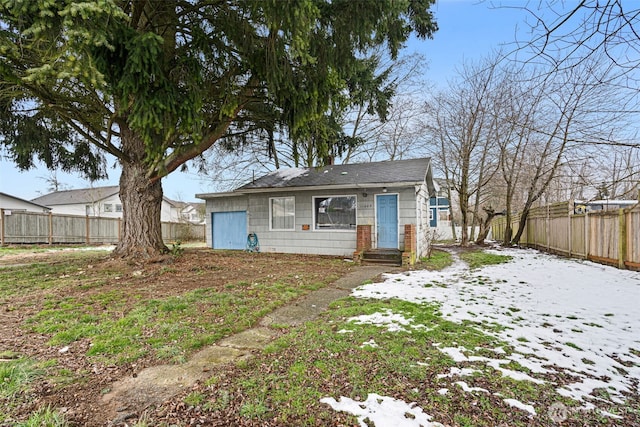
574, 199, 639, 214
177, 202, 206, 224
429, 178, 452, 229
0, 192, 51, 213
197, 158, 438, 259
31, 186, 182, 222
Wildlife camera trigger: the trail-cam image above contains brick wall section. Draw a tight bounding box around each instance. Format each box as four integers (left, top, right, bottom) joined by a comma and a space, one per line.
402, 224, 416, 266
354, 224, 372, 263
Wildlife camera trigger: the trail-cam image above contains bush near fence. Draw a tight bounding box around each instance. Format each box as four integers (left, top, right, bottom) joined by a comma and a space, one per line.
492, 199, 640, 271
0, 209, 205, 245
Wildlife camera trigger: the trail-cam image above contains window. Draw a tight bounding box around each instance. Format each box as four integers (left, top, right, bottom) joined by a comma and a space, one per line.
270, 197, 295, 230
314, 196, 356, 231
103, 204, 113, 213
115, 204, 123, 213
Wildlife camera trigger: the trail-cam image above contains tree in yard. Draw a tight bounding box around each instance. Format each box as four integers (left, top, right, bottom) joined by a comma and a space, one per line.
423, 57, 501, 246
0, 0, 437, 258
197, 51, 429, 192
506, 59, 624, 244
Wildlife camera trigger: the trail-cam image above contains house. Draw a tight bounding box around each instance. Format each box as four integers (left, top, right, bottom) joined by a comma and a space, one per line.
31, 185, 183, 222
0, 192, 51, 213
173, 201, 206, 224
196, 158, 438, 262
574, 199, 638, 214
429, 178, 452, 229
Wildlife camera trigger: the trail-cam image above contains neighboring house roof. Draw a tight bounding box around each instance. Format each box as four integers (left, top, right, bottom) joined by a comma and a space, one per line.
31, 186, 120, 206
198, 158, 436, 198
32, 186, 186, 207
0, 192, 51, 211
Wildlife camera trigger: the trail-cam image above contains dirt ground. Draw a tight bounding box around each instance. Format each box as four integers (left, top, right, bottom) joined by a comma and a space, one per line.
0, 247, 377, 426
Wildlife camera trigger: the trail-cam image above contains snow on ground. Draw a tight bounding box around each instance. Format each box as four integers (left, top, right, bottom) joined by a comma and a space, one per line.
346, 248, 640, 414
320, 393, 445, 427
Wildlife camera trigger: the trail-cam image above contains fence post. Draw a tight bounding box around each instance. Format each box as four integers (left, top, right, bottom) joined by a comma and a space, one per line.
48, 212, 53, 244
546, 204, 550, 252
584, 211, 590, 260
619, 208, 626, 269
0, 209, 4, 245
85, 215, 90, 245
568, 201, 572, 257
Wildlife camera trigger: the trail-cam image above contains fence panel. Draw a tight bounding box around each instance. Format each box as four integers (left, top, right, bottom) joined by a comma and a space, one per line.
570, 215, 587, 258
626, 207, 640, 269
588, 212, 618, 264
491, 200, 639, 271
51, 214, 87, 243
1, 209, 204, 245
548, 215, 570, 255
89, 217, 121, 244
1, 211, 49, 243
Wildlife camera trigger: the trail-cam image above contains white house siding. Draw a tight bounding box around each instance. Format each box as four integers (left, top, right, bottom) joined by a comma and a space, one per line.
47, 193, 122, 217
160, 200, 182, 222
415, 182, 431, 258
0, 194, 49, 213
46, 194, 179, 221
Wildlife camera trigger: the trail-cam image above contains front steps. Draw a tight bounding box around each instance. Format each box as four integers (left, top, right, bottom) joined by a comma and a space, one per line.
360, 249, 402, 266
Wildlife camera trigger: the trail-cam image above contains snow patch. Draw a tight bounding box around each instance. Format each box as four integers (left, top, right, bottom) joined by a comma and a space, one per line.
454, 381, 489, 394
503, 398, 536, 416
321, 393, 444, 427
347, 309, 414, 333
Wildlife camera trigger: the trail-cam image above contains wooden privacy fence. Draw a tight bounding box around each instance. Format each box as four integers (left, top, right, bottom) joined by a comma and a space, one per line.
0, 209, 205, 245
492, 200, 640, 271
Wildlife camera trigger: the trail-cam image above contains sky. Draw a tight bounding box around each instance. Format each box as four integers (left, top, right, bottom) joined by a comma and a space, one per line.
0, 1, 530, 202
322, 247, 640, 425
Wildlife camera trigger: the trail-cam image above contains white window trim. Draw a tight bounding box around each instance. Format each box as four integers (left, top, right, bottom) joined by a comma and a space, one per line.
269, 196, 296, 231
312, 194, 357, 232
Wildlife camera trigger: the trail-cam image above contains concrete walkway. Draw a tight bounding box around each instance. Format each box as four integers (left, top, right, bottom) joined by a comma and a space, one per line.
103, 265, 395, 424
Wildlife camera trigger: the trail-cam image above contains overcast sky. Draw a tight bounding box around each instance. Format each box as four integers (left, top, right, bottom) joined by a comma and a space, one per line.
0, 1, 531, 202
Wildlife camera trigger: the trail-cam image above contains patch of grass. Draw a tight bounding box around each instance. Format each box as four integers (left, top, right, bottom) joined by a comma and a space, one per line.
0, 357, 58, 424
184, 391, 206, 407
13, 406, 69, 427
0, 358, 43, 400
565, 342, 583, 351
24, 273, 343, 365
459, 251, 513, 269
0, 252, 111, 299
419, 250, 453, 270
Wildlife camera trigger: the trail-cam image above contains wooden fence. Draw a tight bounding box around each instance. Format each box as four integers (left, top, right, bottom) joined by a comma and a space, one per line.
0, 209, 205, 245
492, 199, 640, 271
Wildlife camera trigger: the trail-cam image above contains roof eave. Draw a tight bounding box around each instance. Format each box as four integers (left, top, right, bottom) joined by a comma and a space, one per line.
234, 181, 426, 194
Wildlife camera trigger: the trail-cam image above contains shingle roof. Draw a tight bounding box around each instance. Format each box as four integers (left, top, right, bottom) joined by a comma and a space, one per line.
236, 158, 432, 191
31, 186, 120, 206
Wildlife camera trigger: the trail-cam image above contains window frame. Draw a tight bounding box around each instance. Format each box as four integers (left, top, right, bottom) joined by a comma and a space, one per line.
269, 196, 296, 231
312, 195, 357, 232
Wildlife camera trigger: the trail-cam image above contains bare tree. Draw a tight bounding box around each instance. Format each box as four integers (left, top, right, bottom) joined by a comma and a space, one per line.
422, 57, 501, 245
517, 2, 640, 86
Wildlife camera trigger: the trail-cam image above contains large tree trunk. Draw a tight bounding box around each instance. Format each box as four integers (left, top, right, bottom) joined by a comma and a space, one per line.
113, 129, 168, 258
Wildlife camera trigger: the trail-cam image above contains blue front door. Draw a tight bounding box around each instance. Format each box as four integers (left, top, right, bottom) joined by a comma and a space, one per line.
212, 211, 247, 250
376, 194, 398, 248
